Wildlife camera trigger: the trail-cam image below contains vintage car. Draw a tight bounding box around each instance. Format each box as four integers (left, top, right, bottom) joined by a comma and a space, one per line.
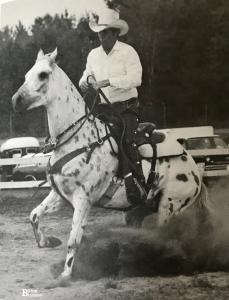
162, 126, 229, 182
0, 137, 49, 182
182, 135, 229, 180
0, 137, 40, 158
12, 152, 51, 181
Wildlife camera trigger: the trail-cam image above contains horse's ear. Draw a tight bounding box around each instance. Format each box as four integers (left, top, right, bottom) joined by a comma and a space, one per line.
36, 49, 44, 61
49, 48, 58, 64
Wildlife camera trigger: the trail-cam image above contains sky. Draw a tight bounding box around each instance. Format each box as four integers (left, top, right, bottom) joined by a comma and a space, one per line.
0, 0, 108, 29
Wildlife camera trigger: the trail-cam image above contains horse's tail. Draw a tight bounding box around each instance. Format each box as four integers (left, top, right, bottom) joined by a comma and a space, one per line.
194, 182, 214, 216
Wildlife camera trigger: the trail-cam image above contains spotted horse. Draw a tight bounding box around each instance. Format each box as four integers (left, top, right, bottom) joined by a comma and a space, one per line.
12, 49, 210, 282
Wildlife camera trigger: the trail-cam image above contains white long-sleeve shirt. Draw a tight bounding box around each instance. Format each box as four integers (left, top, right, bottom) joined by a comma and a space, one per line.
79, 41, 142, 103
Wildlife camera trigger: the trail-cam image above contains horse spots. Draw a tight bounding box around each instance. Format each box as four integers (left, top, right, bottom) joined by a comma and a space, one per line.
159, 157, 169, 164
176, 174, 188, 182
58, 96, 61, 101
97, 165, 101, 172
181, 155, 188, 162
74, 169, 80, 176
91, 129, 95, 137
168, 197, 172, 202
83, 133, 86, 138
169, 203, 173, 214
168, 164, 171, 168
179, 198, 191, 211
75, 136, 79, 142
88, 137, 91, 143
90, 164, 94, 171
67, 257, 74, 267
71, 87, 73, 92
82, 158, 86, 163
96, 156, 102, 164
90, 186, 94, 193
75, 181, 81, 186
95, 179, 102, 188
66, 96, 69, 103
159, 158, 164, 165
192, 171, 200, 186
44, 206, 49, 211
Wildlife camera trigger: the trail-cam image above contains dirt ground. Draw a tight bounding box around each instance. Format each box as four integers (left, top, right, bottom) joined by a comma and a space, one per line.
1, 181, 229, 300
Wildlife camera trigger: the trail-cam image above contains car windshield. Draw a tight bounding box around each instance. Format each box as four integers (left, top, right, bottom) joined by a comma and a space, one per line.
187, 136, 228, 150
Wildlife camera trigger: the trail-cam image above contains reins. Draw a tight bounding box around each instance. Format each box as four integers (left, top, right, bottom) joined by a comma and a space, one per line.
43, 89, 100, 153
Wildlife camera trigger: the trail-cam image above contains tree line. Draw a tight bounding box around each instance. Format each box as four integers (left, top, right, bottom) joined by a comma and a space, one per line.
0, 0, 229, 138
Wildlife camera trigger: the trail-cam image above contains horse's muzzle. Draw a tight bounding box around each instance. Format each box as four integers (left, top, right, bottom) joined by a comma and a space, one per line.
12, 91, 26, 112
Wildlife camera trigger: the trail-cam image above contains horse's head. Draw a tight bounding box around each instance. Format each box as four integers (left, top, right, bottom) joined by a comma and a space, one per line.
12, 48, 58, 112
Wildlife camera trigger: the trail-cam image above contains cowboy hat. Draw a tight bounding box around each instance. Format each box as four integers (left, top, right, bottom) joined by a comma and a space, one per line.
89, 9, 129, 36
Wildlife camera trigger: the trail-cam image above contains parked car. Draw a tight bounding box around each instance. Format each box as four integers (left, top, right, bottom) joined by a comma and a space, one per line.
0, 137, 50, 182
161, 126, 229, 182
181, 135, 229, 181
0, 137, 40, 158
12, 152, 51, 181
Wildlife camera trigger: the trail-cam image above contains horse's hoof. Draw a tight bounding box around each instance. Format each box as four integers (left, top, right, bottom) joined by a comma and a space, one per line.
46, 236, 62, 248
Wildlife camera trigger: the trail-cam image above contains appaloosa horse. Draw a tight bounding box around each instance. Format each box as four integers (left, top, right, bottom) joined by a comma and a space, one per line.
12, 49, 207, 280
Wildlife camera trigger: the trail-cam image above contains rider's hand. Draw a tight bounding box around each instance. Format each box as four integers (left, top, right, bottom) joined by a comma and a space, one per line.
91, 79, 110, 90
79, 81, 90, 92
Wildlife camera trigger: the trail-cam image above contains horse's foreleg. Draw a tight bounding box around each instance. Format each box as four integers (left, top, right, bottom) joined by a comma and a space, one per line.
61, 193, 91, 278
30, 190, 64, 248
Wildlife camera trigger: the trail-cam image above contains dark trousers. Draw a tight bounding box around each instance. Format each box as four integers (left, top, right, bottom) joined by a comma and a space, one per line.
113, 100, 140, 177
84, 91, 142, 179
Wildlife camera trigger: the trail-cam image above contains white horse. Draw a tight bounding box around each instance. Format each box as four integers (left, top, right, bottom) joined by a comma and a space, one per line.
12, 49, 206, 280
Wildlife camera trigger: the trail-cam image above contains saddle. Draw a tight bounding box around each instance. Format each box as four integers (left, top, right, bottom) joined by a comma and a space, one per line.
85, 91, 166, 189
135, 122, 165, 148
108, 119, 166, 184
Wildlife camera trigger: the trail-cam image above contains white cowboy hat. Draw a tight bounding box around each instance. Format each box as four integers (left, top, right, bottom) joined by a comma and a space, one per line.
89, 9, 129, 36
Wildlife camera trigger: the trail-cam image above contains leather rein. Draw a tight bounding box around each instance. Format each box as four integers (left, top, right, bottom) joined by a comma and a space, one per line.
46, 89, 112, 174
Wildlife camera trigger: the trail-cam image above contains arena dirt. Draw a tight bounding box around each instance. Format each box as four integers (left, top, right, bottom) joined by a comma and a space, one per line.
1, 180, 229, 299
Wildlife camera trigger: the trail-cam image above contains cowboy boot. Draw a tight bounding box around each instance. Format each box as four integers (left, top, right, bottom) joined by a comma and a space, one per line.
122, 147, 145, 206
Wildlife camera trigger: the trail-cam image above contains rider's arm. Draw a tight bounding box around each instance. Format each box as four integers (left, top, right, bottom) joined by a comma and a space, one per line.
79, 52, 95, 91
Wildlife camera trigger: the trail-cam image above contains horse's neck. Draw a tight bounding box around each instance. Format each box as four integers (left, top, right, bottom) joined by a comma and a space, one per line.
46, 66, 86, 139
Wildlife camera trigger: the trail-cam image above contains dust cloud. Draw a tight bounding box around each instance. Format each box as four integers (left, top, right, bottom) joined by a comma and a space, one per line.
56, 179, 229, 280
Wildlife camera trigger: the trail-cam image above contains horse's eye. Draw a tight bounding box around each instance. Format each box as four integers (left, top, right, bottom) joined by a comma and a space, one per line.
39, 72, 49, 80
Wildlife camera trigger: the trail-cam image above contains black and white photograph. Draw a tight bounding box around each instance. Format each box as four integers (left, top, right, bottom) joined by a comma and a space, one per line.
1, 0, 229, 299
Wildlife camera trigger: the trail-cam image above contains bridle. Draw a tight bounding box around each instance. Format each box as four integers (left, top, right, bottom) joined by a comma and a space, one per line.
46, 88, 115, 171
43, 89, 103, 153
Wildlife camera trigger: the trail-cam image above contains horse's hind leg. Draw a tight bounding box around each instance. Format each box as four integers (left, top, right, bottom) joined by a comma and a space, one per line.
61, 192, 91, 278
30, 190, 64, 248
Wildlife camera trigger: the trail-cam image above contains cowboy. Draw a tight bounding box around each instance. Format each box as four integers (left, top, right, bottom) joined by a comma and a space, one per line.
79, 9, 144, 205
